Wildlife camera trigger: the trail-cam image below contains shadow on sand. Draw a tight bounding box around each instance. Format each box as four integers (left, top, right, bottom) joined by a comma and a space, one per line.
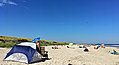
30, 58, 51, 64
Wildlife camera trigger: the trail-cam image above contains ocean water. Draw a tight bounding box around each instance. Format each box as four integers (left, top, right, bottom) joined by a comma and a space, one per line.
78, 43, 119, 47
105, 44, 119, 47
95, 44, 119, 47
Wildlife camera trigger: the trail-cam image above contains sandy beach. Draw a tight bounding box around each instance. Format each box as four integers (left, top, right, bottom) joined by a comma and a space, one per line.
0, 46, 119, 65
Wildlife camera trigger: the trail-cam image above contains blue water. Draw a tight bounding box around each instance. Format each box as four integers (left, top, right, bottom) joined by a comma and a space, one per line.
96, 44, 119, 47
105, 44, 119, 47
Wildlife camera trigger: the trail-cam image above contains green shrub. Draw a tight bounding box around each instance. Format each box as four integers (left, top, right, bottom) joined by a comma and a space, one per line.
0, 42, 17, 48
17, 38, 29, 42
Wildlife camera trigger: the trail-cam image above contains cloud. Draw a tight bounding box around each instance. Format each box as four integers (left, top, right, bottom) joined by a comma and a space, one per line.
8, 1, 17, 5
2, 0, 7, 3
0, 0, 17, 6
0, 3, 4, 6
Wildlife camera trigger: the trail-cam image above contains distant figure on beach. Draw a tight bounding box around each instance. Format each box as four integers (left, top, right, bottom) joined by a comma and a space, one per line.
83, 45, 86, 48
97, 45, 100, 49
101, 43, 105, 48
84, 47, 89, 52
67, 46, 69, 48
94, 45, 100, 49
52, 45, 60, 49
111, 49, 119, 55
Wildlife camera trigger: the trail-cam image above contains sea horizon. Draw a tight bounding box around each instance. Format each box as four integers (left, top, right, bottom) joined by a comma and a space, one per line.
77, 43, 119, 47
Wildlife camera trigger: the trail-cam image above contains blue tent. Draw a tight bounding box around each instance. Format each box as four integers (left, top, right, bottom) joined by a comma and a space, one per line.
4, 42, 42, 64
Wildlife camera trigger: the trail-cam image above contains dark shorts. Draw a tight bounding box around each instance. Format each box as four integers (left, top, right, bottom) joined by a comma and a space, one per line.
36, 46, 41, 53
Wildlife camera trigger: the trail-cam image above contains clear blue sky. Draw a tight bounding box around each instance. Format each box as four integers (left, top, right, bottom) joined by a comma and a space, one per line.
0, 0, 119, 44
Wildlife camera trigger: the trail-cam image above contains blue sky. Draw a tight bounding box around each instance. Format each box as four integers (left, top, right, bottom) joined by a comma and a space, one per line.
0, 0, 119, 44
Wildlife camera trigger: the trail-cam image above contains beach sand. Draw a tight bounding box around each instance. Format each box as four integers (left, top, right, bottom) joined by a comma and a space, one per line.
0, 46, 119, 65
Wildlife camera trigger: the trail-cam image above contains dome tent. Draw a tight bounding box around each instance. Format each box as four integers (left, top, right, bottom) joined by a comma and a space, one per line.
4, 42, 42, 64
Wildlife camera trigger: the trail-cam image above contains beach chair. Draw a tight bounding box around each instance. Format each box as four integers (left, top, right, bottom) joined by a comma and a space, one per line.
40, 47, 48, 58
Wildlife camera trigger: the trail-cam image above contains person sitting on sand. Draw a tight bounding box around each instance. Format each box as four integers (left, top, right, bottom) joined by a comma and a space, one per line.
101, 43, 105, 48
84, 47, 89, 52
67, 46, 69, 48
96, 45, 100, 49
111, 49, 119, 55
36, 40, 41, 53
94, 45, 100, 49
52, 45, 59, 49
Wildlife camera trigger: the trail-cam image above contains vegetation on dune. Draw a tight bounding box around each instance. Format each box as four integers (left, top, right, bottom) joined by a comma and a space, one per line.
0, 36, 69, 48
40, 40, 69, 46
0, 42, 18, 48
0, 36, 32, 48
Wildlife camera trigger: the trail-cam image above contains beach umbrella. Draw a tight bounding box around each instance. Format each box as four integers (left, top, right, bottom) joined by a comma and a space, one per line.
32, 37, 40, 43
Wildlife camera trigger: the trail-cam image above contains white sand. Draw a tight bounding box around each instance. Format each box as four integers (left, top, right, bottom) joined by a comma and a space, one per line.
0, 46, 119, 65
